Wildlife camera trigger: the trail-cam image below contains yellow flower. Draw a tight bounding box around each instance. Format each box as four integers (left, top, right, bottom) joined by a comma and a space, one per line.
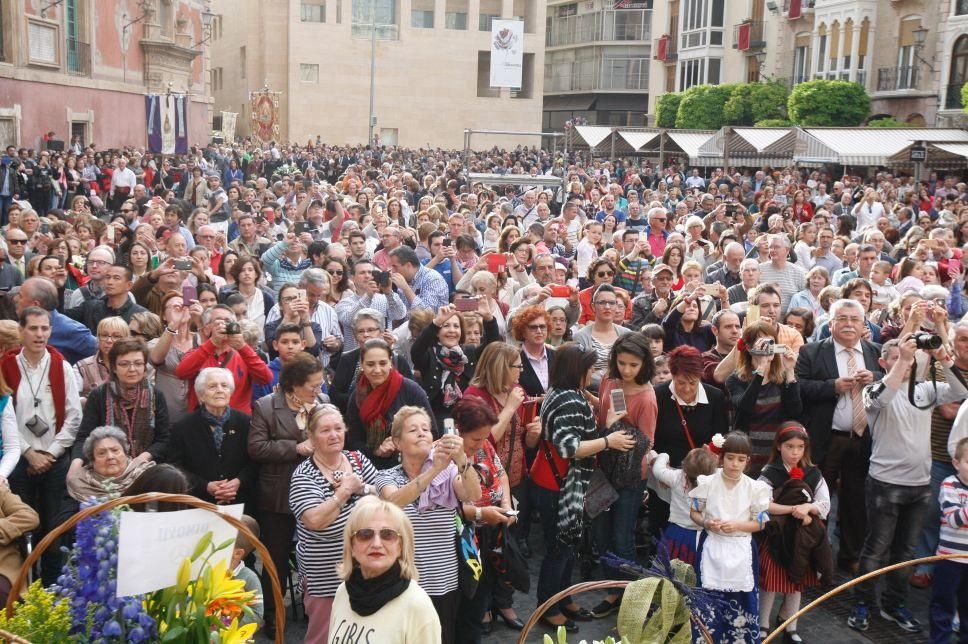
176, 558, 192, 592
221, 617, 257, 644
203, 560, 257, 614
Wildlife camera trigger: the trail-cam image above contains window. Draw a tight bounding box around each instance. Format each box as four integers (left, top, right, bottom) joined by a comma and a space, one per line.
512, 0, 536, 33
511, 53, 534, 98
352, 0, 398, 39
299, 63, 319, 82
301, 2, 325, 22
480, 0, 501, 30
948, 36, 968, 108
477, 51, 500, 97
445, 0, 467, 29
957, 0, 968, 16
679, 58, 703, 89
707, 57, 721, 84
239, 46, 246, 78
793, 44, 810, 83
479, 13, 498, 30
411, 10, 434, 27
816, 33, 826, 73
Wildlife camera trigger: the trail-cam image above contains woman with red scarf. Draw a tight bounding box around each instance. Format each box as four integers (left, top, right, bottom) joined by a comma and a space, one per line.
346, 338, 435, 469
790, 189, 814, 224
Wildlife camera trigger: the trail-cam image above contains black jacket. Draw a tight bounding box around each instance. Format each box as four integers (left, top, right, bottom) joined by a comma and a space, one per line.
652, 381, 729, 467
345, 377, 435, 469
65, 295, 147, 334
518, 346, 555, 398
0, 162, 22, 197
168, 409, 257, 511
794, 338, 882, 464
330, 347, 414, 412
74, 383, 170, 463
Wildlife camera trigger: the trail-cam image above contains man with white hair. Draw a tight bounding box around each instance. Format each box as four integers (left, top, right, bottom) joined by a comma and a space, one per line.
512, 189, 538, 221
757, 234, 805, 313
727, 258, 760, 310
644, 206, 670, 257
707, 242, 745, 288
65, 246, 116, 308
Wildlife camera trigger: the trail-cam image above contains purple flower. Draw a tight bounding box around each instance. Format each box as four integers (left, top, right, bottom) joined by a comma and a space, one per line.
102, 620, 122, 637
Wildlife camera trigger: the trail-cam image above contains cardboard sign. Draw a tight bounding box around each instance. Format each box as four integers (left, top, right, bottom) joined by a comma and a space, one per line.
116, 504, 244, 597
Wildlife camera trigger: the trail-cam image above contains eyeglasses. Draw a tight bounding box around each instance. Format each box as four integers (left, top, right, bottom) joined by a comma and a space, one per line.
7, 239, 26, 245
510, 363, 524, 369
87, 259, 109, 267
353, 527, 400, 543
594, 300, 619, 307
527, 324, 547, 331
596, 271, 615, 278
98, 334, 126, 341
115, 361, 146, 370
652, 218, 667, 223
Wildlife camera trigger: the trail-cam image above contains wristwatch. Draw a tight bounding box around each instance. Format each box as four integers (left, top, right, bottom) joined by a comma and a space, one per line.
474, 506, 482, 522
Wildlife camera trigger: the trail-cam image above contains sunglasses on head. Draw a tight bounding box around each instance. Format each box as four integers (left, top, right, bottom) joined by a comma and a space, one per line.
352, 528, 400, 543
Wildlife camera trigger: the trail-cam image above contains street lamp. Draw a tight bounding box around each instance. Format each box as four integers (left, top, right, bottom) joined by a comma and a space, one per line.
911, 25, 936, 72
196, 8, 216, 48
753, 50, 768, 82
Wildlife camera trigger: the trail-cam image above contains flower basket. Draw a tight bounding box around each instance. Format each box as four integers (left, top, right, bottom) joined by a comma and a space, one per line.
3, 493, 286, 644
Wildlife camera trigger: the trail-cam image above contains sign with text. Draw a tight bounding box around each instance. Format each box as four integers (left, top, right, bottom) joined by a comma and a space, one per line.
490, 20, 524, 88
909, 146, 927, 162
116, 504, 244, 597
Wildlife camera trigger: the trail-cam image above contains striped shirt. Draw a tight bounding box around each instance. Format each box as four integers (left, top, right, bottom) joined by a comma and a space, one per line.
376, 464, 460, 597
289, 451, 379, 597
938, 475, 968, 559
757, 262, 806, 313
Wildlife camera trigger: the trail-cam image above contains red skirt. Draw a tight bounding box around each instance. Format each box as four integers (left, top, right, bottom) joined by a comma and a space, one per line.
758, 536, 819, 593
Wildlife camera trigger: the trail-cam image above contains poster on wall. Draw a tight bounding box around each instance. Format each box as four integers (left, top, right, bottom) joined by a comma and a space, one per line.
145, 94, 188, 154
489, 19, 524, 88
221, 111, 238, 142
249, 92, 281, 142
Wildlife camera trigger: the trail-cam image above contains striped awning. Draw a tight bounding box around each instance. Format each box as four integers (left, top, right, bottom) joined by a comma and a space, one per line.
666, 131, 716, 163
617, 129, 661, 151
796, 128, 968, 166
574, 125, 613, 148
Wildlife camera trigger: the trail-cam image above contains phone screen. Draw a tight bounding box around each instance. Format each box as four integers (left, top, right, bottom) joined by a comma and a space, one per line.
610, 389, 627, 414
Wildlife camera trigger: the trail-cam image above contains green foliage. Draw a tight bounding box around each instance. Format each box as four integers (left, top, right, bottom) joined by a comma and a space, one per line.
961, 83, 968, 115
787, 79, 870, 126
618, 561, 698, 644
722, 82, 789, 126
0, 581, 72, 642
675, 84, 740, 129
754, 119, 793, 127
867, 117, 909, 128
543, 626, 631, 644
655, 93, 682, 128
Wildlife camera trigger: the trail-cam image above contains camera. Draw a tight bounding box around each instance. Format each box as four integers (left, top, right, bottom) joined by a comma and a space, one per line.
914, 332, 942, 350
374, 271, 390, 288
225, 322, 241, 335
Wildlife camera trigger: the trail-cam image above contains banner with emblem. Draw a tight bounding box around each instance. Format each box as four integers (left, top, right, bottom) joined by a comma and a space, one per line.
249, 91, 281, 142
145, 93, 188, 154
489, 19, 524, 88
221, 111, 238, 142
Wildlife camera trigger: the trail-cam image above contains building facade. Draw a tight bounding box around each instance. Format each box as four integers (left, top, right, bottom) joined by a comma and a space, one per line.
209, 0, 544, 149
0, 0, 212, 150
542, 0, 653, 131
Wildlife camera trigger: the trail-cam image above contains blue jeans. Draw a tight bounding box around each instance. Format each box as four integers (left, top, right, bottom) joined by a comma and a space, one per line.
854, 477, 931, 609
930, 559, 968, 644
534, 485, 575, 618
592, 481, 645, 577
914, 459, 957, 574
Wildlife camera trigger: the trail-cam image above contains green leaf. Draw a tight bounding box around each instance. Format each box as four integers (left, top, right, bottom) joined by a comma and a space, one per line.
191, 531, 214, 561
558, 624, 568, 644
788, 79, 870, 126
544, 634, 555, 644
214, 537, 236, 552
161, 625, 187, 641
656, 93, 682, 128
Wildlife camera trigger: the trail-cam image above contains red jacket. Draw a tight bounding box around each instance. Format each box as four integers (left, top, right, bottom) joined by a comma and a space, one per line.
173, 340, 273, 414
0, 347, 68, 432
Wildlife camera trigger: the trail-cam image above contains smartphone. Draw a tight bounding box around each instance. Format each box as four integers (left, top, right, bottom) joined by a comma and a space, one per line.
374, 270, 390, 288
443, 418, 456, 435
487, 254, 508, 273
610, 389, 627, 414
745, 304, 761, 327
181, 284, 197, 303
41, 223, 50, 234
297, 288, 308, 301
295, 221, 310, 235
455, 296, 478, 312
106, 225, 114, 242
550, 285, 571, 298
442, 238, 453, 247
173, 259, 193, 270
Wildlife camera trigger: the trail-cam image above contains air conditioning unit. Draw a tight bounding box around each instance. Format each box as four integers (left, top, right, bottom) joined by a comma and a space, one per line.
766, 0, 778, 12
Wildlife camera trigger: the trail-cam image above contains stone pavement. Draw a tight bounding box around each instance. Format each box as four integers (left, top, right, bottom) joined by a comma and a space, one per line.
257, 530, 938, 643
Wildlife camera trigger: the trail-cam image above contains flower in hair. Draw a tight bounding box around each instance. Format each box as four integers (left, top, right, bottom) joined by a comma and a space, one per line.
736, 338, 746, 352
789, 467, 805, 480
707, 433, 725, 455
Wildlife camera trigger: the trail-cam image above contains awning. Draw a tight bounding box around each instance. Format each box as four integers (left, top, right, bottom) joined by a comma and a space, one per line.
666, 131, 716, 163
886, 142, 968, 169
797, 128, 968, 166
697, 127, 796, 165
543, 95, 596, 111
931, 143, 968, 159
594, 95, 648, 111
733, 127, 797, 154
618, 129, 661, 151
574, 125, 614, 148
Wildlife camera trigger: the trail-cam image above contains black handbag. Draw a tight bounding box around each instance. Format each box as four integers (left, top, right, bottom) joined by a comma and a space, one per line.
490, 525, 530, 593
455, 511, 483, 598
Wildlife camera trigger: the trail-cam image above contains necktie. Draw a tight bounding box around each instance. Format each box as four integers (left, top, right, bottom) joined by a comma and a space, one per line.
844, 349, 867, 436
16, 259, 24, 277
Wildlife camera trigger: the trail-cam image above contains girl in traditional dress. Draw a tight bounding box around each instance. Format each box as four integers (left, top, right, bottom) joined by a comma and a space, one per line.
689, 432, 771, 643
648, 445, 718, 566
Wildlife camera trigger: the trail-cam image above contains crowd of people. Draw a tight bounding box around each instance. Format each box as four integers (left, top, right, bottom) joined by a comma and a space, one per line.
0, 137, 966, 643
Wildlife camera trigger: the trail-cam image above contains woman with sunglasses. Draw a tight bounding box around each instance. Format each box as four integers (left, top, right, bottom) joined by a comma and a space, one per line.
324, 257, 350, 306
578, 259, 630, 325
328, 496, 441, 643
573, 284, 632, 390
290, 404, 379, 644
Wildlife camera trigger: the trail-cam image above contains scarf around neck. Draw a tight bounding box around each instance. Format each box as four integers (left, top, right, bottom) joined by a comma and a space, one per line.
357, 369, 404, 452
105, 379, 154, 457
435, 344, 467, 408
345, 561, 410, 617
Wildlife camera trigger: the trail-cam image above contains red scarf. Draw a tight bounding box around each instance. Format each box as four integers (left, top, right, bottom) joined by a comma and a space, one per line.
357, 369, 404, 451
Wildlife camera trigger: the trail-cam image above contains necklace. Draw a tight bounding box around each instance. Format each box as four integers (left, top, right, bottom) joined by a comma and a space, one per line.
722, 471, 742, 481
314, 453, 344, 472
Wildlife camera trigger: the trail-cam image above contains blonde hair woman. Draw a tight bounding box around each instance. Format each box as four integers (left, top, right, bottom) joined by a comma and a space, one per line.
74, 316, 129, 399
328, 496, 441, 643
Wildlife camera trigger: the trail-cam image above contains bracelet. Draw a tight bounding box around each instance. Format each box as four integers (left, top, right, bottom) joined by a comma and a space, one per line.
603, 435, 610, 450
333, 493, 347, 508
474, 506, 482, 522
459, 461, 471, 475
164, 326, 178, 335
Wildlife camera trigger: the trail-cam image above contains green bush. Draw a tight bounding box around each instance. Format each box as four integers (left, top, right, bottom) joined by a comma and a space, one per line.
675, 84, 740, 129
867, 117, 909, 128
787, 79, 870, 126
961, 83, 968, 114
655, 93, 682, 128
723, 82, 789, 126
754, 118, 793, 127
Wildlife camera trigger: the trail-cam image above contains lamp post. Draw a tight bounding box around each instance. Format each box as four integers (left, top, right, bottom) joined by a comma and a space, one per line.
911, 25, 936, 73
367, 0, 377, 147
754, 50, 767, 82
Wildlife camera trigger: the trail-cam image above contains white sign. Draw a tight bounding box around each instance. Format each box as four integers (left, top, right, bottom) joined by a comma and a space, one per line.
490, 20, 524, 88
116, 504, 244, 597
221, 111, 238, 142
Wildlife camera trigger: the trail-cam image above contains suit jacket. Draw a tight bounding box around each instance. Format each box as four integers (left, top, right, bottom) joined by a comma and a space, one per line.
795, 337, 882, 463
247, 391, 306, 514
519, 346, 556, 397
169, 409, 257, 511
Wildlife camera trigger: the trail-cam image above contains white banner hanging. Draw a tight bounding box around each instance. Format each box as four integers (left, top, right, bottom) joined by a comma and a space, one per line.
490, 20, 524, 88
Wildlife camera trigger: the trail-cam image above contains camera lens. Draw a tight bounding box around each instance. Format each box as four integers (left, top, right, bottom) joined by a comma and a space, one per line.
914, 332, 942, 350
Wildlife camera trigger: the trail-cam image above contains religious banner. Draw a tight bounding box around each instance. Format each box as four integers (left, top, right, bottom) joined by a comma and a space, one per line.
489, 19, 524, 88
145, 93, 188, 154
221, 111, 238, 142
249, 91, 281, 142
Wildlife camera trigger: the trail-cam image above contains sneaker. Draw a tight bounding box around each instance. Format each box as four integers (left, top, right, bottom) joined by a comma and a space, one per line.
880, 606, 923, 633
847, 604, 870, 631
909, 571, 933, 588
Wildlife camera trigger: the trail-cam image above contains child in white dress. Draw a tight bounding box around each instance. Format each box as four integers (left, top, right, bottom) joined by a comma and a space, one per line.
689, 432, 771, 644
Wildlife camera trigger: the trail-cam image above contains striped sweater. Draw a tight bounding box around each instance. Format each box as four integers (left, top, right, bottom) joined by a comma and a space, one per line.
938, 474, 968, 558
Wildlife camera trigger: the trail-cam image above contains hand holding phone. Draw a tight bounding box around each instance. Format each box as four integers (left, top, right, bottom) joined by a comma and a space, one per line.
610, 388, 627, 414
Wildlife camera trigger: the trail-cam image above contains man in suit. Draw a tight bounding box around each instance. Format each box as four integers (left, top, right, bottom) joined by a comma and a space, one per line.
796, 298, 883, 572
4, 228, 33, 278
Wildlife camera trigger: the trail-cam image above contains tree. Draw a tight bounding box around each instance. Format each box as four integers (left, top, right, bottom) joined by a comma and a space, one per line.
961, 83, 968, 115
787, 79, 870, 126
655, 93, 682, 128
675, 84, 740, 129
867, 117, 908, 128
754, 118, 793, 127
723, 82, 789, 126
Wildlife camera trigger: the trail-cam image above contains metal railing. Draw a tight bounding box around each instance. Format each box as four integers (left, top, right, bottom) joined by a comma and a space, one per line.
546, 9, 651, 47
732, 20, 765, 49
653, 35, 677, 61
876, 65, 919, 91
544, 56, 650, 92
66, 38, 90, 75
350, 23, 399, 39
946, 83, 965, 110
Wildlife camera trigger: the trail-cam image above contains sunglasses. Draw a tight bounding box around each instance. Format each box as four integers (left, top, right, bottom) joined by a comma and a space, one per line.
596, 271, 615, 277
352, 528, 400, 543
7, 239, 26, 245
327, 268, 343, 276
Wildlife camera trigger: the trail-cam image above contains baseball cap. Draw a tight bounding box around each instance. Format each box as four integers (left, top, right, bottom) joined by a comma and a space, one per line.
652, 263, 674, 277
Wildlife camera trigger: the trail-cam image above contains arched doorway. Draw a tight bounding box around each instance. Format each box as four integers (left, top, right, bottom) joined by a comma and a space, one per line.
906, 113, 926, 126
947, 35, 968, 109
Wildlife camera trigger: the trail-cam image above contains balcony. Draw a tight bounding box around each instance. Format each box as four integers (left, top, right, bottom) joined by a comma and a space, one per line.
544, 57, 650, 92
732, 20, 765, 50
66, 38, 90, 75
876, 66, 919, 92
653, 34, 677, 61
945, 83, 965, 110
546, 9, 651, 48
783, 0, 815, 19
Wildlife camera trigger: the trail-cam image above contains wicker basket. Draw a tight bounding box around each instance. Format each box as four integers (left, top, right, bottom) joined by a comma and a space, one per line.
3, 493, 286, 644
